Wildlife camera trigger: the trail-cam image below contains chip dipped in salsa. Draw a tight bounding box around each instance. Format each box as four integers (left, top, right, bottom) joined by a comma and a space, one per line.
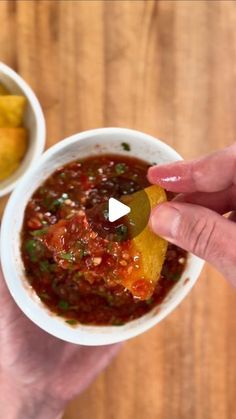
21, 154, 187, 326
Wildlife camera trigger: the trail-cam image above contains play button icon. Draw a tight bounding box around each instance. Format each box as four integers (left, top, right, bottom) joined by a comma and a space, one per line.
108, 198, 131, 222
86, 176, 151, 242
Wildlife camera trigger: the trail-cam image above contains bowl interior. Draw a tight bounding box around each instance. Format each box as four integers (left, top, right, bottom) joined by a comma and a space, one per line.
0, 64, 45, 194
1, 128, 204, 345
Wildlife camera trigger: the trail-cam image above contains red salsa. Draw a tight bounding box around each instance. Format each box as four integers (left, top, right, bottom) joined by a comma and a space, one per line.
21, 154, 187, 326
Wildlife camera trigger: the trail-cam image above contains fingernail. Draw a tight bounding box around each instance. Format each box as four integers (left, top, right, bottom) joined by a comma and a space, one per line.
149, 204, 181, 240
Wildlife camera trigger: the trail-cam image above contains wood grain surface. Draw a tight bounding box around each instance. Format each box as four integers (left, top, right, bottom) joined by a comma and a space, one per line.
1, 1, 236, 418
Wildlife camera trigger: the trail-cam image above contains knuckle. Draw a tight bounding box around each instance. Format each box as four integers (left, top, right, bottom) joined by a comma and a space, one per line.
180, 216, 218, 259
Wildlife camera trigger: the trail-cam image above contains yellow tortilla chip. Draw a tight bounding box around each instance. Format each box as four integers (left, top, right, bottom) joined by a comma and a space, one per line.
0, 82, 10, 95
0, 95, 27, 127
0, 127, 27, 181
122, 185, 168, 299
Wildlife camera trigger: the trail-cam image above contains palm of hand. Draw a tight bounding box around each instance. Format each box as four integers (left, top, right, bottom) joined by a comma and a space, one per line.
0, 271, 120, 404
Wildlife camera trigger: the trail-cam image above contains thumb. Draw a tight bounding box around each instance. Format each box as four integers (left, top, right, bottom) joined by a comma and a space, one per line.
149, 202, 236, 286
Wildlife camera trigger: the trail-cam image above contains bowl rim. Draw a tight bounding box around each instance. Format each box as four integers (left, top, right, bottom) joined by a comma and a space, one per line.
0, 61, 46, 197
0, 127, 205, 345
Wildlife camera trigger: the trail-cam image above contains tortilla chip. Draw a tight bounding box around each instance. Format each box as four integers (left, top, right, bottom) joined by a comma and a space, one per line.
122, 185, 168, 299
0, 82, 10, 95
0, 95, 27, 127
0, 127, 27, 181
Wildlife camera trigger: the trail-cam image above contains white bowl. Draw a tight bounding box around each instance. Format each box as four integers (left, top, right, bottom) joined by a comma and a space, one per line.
0, 128, 204, 345
0, 62, 46, 196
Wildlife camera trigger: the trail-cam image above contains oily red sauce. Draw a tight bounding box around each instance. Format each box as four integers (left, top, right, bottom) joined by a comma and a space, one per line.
21, 154, 187, 326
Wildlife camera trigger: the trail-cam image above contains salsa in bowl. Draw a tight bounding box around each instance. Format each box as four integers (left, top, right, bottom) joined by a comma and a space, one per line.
1, 128, 204, 345
21, 154, 187, 326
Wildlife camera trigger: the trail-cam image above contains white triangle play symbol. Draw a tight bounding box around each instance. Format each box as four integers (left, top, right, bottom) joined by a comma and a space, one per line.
108, 197, 131, 222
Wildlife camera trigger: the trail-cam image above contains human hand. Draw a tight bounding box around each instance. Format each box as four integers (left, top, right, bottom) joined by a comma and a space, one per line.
148, 143, 236, 286
0, 269, 120, 419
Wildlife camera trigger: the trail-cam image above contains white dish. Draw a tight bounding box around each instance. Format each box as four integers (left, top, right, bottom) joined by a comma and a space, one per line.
0, 62, 46, 196
0, 128, 204, 345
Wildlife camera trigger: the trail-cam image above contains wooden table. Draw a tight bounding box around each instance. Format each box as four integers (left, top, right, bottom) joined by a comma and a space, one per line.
1, 1, 236, 418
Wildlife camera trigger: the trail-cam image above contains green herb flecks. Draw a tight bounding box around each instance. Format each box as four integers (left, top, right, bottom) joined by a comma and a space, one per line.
25, 240, 37, 261
121, 142, 131, 151
49, 193, 69, 211
58, 300, 69, 310
115, 163, 126, 175
31, 228, 48, 237
25, 239, 44, 262
59, 252, 75, 262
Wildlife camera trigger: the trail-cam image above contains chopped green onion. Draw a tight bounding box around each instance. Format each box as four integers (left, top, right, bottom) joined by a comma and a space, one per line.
58, 300, 69, 310
59, 252, 74, 262
115, 163, 126, 175
25, 239, 40, 262
31, 228, 48, 237
49, 193, 69, 211
121, 142, 131, 151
